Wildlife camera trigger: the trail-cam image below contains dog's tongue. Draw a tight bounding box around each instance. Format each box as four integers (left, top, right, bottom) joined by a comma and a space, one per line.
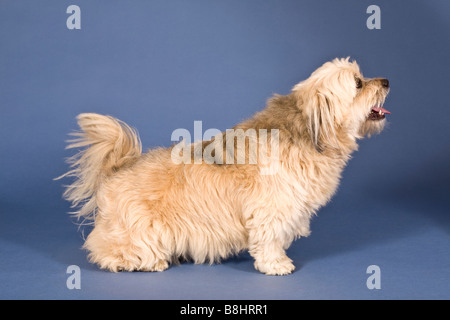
372, 106, 391, 114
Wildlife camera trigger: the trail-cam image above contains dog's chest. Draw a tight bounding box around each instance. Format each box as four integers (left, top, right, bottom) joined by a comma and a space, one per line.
275, 156, 346, 215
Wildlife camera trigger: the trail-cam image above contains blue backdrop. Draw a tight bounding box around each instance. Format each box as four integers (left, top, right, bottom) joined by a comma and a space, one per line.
0, 0, 449, 299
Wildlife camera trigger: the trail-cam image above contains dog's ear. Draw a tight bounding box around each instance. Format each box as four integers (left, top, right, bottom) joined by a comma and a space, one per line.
302, 91, 338, 152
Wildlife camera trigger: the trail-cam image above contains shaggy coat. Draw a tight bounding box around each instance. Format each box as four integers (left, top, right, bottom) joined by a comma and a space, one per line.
59, 58, 390, 275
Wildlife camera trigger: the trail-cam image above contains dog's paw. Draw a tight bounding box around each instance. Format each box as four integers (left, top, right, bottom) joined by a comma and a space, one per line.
138, 259, 169, 272
149, 259, 169, 272
254, 256, 295, 276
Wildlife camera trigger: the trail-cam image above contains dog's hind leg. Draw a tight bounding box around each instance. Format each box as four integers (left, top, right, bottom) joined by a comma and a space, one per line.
82, 209, 172, 272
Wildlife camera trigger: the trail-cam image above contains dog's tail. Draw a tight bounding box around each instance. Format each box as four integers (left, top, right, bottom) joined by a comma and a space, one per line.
56, 113, 142, 223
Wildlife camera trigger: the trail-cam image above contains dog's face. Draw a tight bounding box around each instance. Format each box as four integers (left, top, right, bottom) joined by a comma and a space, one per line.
293, 58, 390, 151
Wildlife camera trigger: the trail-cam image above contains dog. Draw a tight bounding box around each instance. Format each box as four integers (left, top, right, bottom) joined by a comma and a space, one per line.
58, 57, 390, 275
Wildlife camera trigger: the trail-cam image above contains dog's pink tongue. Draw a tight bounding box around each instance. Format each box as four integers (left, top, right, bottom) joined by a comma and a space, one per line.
372, 106, 391, 114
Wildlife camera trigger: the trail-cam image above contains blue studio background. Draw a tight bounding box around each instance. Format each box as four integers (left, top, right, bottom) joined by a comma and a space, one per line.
1, 0, 449, 299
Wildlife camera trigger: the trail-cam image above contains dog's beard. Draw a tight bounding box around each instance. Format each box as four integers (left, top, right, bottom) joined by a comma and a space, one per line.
359, 116, 386, 137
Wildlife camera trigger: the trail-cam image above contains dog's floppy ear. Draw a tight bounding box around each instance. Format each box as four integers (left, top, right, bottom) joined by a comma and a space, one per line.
301, 90, 339, 152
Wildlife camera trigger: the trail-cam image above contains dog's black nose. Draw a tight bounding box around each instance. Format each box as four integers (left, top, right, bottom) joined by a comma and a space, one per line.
381, 78, 389, 88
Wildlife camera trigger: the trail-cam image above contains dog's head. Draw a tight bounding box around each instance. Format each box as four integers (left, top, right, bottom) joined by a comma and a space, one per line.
293, 57, 390, 152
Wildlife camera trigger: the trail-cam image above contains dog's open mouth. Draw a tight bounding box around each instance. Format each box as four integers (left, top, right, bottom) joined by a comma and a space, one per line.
368, 106, 391, 121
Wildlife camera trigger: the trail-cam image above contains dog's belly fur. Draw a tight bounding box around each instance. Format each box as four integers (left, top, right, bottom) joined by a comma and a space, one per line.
84, 143, 348, 273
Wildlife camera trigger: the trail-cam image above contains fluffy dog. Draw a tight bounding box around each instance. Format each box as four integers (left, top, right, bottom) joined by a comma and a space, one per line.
58, 57, 390, 275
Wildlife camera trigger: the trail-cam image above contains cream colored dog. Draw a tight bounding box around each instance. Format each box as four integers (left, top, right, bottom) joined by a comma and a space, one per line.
58, 57, 390, 275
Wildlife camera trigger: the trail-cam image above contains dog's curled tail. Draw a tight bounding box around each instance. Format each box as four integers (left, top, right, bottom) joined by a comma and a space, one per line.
56, 113, 142, 223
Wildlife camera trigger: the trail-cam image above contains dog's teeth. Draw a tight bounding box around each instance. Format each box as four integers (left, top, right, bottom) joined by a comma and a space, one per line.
379, 110, 382, 115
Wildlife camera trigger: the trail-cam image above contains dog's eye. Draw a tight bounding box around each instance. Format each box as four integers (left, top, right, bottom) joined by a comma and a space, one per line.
355, 78, 363, 89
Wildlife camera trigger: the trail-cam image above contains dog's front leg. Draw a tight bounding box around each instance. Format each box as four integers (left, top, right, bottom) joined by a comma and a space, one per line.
247, 228, 295, 276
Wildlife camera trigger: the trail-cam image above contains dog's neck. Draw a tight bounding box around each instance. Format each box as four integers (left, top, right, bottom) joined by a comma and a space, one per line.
237, 93, 359, 162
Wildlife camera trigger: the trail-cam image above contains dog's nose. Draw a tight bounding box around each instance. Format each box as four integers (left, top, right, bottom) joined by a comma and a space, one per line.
381, 78, 389, 88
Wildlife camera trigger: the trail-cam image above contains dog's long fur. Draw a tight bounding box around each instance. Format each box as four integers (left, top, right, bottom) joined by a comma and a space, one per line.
58, 58, 390, 275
